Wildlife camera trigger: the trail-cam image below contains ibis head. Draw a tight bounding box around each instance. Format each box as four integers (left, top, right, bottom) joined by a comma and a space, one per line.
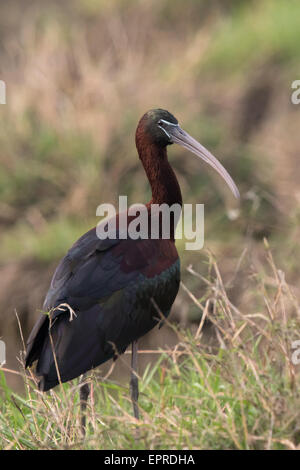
137, 108, 240, 199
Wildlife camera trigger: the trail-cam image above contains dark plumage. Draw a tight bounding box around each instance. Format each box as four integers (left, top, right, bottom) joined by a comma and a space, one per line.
25, 109, 238, 421
26, 232, 180, 391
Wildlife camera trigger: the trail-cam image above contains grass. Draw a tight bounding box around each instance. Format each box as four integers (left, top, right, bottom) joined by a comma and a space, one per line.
0, 0, 296, 266
0, 217, 93, 263
1, 249, 300, 450
202, 0, 300, 75
1, 0, 300, 450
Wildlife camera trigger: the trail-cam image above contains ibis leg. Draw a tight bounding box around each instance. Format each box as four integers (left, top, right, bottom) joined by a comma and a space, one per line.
130, 340, 139, 420
79, 377, 90, 436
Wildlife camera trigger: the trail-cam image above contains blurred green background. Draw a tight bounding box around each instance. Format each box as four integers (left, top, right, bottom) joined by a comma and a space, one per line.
1, 0, 300, 389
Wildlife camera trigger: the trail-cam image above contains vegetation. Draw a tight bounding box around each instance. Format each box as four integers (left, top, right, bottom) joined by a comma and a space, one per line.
1, 0, 300, 450
1, 251, 300, 450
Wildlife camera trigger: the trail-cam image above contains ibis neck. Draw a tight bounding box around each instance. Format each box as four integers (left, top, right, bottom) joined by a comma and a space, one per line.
137, 142, 182, 207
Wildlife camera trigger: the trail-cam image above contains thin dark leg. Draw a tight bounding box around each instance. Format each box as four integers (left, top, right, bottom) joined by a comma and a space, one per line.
79, 377, 90, 436
130, 340, 139, 420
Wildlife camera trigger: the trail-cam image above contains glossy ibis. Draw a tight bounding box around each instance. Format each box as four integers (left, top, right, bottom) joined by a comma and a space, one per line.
25, 109, 239, 426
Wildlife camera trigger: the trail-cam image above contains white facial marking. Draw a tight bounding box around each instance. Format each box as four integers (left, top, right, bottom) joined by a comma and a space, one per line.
159, 119, 179, 127
159, 127, 171, 139
158, 119, 179, 140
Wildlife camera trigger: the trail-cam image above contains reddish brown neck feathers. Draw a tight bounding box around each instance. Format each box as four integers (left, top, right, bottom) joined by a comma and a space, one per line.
135, 126, 182, 208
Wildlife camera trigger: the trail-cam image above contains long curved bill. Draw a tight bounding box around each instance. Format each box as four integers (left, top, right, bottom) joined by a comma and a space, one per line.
166, 124, 240, 199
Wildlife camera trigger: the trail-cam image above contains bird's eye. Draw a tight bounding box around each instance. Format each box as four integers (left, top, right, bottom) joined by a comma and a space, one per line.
158, 120, 164, 127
